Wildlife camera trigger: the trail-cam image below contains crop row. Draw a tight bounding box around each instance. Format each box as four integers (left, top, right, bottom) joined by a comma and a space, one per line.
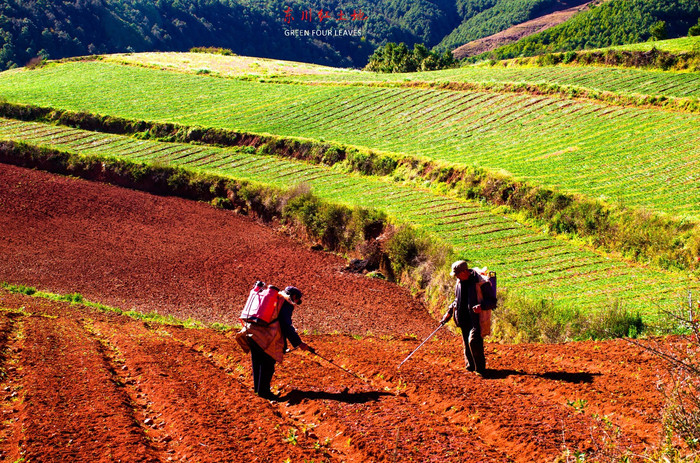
283, 63, 700, 99
106, 52, 700, 100
0, 118, 694, 316
1, 62, 698, 220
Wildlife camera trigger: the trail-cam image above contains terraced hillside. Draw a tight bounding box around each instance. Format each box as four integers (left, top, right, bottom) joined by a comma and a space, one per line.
0, 52, 698, 319
0, 117, 691, 317
104, 52, 700, 100
1, 60, 699, 218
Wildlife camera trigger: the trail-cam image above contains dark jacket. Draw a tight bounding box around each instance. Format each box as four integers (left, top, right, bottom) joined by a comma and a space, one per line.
447, 269, 497, 328
279, 299, 302, 351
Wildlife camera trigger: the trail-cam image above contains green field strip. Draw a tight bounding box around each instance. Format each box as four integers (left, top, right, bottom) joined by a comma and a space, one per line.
172, 149, 223, 167
549, 271, 647, 300
363, 95, 451, 142
484, 236, 554, 251
67, 133, 119, 150
160, 146, 209, 163
553, 275, 678, 307
284, 63, 700, 100
537, 262, 632, 286
81, 137, 138, 155
29, 130, 90, 146
535, 263, 671, 295
530, 272, 665, 303
13, 126, 69, 141
490, 247, 575, 266
510, 258, 615, 279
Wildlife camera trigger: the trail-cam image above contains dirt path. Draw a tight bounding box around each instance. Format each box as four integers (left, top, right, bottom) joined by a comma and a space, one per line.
0, 163, 675, 461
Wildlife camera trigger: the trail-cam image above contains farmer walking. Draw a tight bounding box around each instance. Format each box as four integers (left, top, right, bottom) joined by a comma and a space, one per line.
441, 260, 496, 375
239, 285, 314, 400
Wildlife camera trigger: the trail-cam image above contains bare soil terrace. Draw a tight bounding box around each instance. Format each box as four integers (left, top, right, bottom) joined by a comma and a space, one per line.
0, 163, 674, 462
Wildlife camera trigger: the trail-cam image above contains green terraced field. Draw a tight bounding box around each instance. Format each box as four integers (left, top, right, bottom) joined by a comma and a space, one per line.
283, 64, 700, 100
603, 36, 700, 54
1, 61, 698, 220
0, 117, 695, 317
107, 52, 700, 100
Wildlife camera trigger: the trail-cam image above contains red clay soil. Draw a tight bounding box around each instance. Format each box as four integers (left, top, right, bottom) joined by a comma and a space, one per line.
0, 163, 687, 462
0, 163, 433, 337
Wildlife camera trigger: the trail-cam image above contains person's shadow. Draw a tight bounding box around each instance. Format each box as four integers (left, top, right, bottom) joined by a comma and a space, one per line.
280, 389, 393, 405
484, 369, 600, 383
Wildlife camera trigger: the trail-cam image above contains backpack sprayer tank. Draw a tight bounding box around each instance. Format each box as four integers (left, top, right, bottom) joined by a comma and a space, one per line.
240, 281, 280, 324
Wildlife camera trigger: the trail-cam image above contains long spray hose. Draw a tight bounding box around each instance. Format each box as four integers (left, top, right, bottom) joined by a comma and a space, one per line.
398, 322, 444, 369
311, 350, 368, 382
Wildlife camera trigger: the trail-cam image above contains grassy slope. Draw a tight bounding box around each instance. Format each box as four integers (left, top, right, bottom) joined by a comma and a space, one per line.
0, 53, 698, 317
106, 53, 700, 100
598, 35, 700, 53
2, 60, 699, 219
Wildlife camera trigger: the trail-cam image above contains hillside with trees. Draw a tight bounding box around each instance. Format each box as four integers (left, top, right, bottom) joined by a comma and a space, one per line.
436, 0, 590, 51
1, 0, 699, 71
0, 0, 594, 71
0, 0, 453, 71
482, 0, 700, 59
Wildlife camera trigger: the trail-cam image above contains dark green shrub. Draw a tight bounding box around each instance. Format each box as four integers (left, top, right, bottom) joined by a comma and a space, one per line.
190, 47, 235, 56
211, 197, 233, 209
318, 203, 354, 251
322, 146, 345, 165
283, 190, 323, 237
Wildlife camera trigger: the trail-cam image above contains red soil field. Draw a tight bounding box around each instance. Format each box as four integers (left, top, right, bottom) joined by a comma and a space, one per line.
0, 163, 680, 462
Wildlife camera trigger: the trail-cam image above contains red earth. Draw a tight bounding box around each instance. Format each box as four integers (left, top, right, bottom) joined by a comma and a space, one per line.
0, 163, 685, 462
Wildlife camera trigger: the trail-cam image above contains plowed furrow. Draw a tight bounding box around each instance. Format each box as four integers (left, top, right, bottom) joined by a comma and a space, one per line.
161, 327, 510, 462
20, 313, 159, 462
273, 344, 512, 462
0, 311, 23, 463
313, 335, 651, 462
93, 318, 331, 463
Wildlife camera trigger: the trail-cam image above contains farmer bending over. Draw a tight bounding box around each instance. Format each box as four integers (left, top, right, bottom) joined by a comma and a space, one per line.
441, 260, 496, 375
247, 286, 314, 400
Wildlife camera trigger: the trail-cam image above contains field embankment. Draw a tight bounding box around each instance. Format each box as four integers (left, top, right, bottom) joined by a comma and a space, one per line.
0, 119, 693, 323
0, 164, 678, 462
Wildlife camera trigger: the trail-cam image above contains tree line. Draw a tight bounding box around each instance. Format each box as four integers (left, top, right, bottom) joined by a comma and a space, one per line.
0, 0, 601, 71
1, 0, 698, 73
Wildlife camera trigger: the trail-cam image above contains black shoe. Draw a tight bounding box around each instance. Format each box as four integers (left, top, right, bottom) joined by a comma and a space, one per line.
466, 365, 475, 372
257, 391, 279, 401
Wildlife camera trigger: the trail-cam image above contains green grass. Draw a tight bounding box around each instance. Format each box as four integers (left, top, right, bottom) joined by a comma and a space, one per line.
0, 117, 695, 318
602, 36, 700, 54
107, 51, 700, 100
0, 61, 698, 221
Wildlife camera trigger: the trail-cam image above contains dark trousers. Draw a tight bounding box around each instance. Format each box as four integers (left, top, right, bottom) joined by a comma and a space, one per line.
249, 340, 276, 396
460, 312, 485, 372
